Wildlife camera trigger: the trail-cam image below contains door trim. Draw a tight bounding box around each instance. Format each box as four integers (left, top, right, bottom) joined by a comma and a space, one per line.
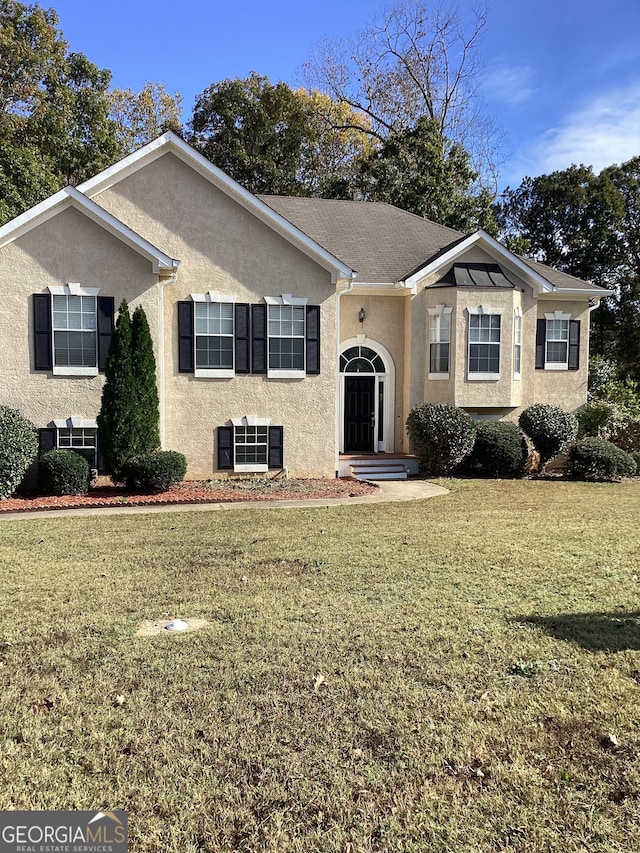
339, 337, 395, 453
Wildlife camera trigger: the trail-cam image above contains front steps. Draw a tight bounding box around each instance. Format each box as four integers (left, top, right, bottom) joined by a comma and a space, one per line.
341, 454, 419, 481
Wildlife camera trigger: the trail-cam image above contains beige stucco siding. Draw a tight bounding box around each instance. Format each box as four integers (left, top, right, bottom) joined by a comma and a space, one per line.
0, 206, 159, 430
534, 298, 590, 411
93, 152, 339, 477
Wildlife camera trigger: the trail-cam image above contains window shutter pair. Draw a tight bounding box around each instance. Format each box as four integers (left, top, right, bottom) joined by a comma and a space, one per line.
33, 293, 114, 371
216, 425, 284, 470
179, 302, 320, 375
535, 318, 580, 370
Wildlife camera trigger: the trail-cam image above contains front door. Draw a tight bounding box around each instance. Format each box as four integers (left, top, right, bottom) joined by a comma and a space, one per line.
344, 376, 375, 452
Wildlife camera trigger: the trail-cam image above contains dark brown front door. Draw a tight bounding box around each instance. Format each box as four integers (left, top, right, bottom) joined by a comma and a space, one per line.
344, 376, 375, 452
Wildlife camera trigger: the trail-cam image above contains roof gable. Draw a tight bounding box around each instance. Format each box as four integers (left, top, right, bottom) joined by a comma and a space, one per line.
78, 133, 354, 284
0, 185, 178, 274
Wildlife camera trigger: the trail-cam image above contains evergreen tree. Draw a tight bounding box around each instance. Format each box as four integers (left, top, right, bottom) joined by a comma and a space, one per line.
131, 305, 160, 453
97, 300, 136, 480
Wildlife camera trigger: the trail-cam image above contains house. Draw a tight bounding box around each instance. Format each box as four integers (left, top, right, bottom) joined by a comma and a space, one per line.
0, 132, 609, 481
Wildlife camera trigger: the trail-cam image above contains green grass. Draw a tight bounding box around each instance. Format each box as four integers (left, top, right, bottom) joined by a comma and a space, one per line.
1, 479, 639, 852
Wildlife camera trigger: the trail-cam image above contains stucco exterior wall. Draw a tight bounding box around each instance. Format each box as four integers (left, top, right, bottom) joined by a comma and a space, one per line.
0, 207, 159, 431
93, 153, 339, 478
534, 298, 590, 412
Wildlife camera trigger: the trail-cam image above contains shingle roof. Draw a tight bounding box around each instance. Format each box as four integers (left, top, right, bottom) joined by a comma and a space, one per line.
258, 195, 607, 294
258, 196, 463, 283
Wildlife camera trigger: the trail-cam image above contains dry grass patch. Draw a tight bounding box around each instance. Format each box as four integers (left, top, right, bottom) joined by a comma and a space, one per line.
0, 479, 639, 851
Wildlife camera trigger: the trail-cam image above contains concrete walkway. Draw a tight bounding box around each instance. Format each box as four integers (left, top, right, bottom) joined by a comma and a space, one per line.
0, 479, 448, 522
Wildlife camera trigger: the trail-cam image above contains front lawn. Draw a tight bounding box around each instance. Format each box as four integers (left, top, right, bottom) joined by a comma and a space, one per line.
1, 479, 639, 852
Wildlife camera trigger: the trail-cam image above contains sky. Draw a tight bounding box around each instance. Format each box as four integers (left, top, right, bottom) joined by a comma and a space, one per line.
46, 0, 640, 191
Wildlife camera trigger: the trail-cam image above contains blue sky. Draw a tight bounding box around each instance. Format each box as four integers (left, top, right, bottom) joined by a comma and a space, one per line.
49, 0, 640, 190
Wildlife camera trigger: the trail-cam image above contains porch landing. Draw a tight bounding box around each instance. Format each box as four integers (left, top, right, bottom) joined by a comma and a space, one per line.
339, 453, 420, 481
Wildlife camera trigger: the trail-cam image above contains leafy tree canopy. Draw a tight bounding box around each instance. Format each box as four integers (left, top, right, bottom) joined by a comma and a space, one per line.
109, 81, 183, 153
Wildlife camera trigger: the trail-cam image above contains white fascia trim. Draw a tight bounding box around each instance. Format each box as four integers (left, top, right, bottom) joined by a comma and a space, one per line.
404, 230, 555, 294
78, 132, 355, 284
264, 294, 308, 306
191, 291, 237, 303
49, 283, 100, 297
53, 416, 98, 429
0, 185, 179, 275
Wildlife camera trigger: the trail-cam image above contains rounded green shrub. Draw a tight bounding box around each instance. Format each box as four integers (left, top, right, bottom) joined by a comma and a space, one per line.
568, 438, 636, 482
0, 406, 38, 499
467, 421, 527, 478
518, 404, 578, 466
38, 450, 90, 496
576, 401, 615, 438
406, 403, 476, 476
122, 450, 187, 492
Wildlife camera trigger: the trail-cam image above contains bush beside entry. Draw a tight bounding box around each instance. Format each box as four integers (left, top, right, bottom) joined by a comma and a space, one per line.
0, 405, 38, 499
38, 449, 90, 496
468, 421, 527, 479
407, 403, 476, 476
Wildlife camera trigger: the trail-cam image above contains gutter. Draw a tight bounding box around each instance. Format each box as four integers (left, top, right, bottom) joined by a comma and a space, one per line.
158, 262, 180, 448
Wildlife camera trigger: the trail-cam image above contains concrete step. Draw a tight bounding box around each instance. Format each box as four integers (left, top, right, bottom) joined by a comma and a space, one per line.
354, 470, 408, 481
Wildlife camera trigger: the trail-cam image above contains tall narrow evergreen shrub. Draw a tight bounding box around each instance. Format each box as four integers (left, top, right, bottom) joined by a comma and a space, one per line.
97, 300, 137, 480
131, 305, 160, 452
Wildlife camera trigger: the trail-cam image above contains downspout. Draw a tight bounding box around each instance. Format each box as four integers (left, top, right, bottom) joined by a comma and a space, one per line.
335, 278, 355, 477
158, 262, 180, 448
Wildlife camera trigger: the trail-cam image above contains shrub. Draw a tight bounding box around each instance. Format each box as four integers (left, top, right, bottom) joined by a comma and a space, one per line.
0, 406, 38, 499
467, 421, 527, 478
568, 438, 637, 482
38, 450, 90, 496
576, 401, 615, 438
406, 403, 476, 475
611, 418, 640, 453
122, 451, 187, 492
518, 404, 578, 466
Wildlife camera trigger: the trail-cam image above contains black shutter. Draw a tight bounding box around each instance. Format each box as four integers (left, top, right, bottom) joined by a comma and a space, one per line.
217, 426, 234, 470
235, 303, 250, 374
251, 303, 267, 374
33, 294, 52, 370
38, 427, 56, 455
268, 426, 284, 469
535, 319, 546, 370
97, 296, 114, 371
178, 301, 194, 373
306, 305, 320, 375
568, 319, 580, 370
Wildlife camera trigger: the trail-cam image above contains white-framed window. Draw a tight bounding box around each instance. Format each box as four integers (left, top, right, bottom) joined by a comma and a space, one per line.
514, 309, 522, 379
265, 295, 308, 378
192, 292, 235, 378
428, 305, 453, 378
49, 284, 100, 375
545, 312, 570, 369
235, 425, 269, 469
468, 306, 502, 380
53, 417, 98, 468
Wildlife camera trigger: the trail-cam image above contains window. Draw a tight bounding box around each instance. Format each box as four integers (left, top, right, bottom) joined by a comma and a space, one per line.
34, 289, 113, 375
194, 301, 234, 374
340, 346, 385, 373
217, 420, 284, 472
268, 304, 305, 373
428, 306, 453, 377
545, 318, 569, 367
536, 314, 580, 371
58, 427, 98, 468
514, 311, 522, 378
468, 309, 501, 379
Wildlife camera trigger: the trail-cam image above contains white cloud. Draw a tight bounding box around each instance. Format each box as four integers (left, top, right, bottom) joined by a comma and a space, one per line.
531, 82, 640, 174
483, 65, 536, 108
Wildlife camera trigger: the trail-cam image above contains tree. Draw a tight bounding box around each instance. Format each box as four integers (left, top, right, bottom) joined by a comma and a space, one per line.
109, 81, 183, 153
0, 1, 121, 221
131, 305, 160, 453
357, 115, 497, 232
188, 73, 372, 198
303, 0, 501, 190
97, 300, 137, 480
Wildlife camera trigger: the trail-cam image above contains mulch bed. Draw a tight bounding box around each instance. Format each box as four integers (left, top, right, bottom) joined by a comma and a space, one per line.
0, 477, 378, 514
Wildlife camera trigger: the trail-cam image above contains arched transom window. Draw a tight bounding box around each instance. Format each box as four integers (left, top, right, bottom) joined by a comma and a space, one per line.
340, 345, 385, 374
